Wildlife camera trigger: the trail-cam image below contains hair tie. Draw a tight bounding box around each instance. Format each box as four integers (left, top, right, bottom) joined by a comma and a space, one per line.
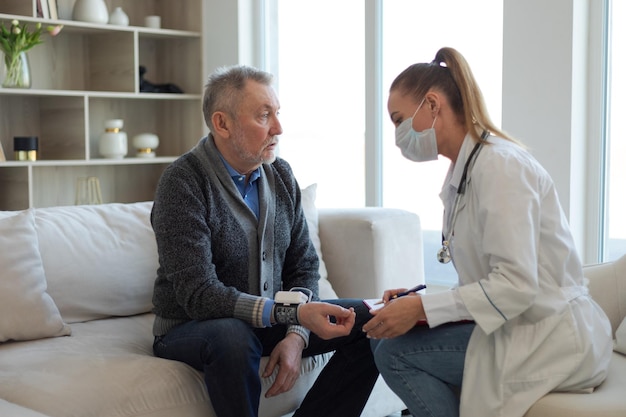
431, 59, 448, 68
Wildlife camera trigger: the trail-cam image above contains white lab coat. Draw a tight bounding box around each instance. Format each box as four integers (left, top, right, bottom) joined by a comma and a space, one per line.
424, 134, 612, 417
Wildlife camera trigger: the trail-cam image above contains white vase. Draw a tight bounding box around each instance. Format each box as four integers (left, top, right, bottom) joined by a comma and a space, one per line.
72, 0, 109, 24
99, 119, 128, 159
109, 7, 129, 26
132, 133, 160, 158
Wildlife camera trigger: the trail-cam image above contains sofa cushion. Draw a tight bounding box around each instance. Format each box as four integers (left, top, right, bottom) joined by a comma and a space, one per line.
301, 184, 338, 300
0, 313, 333, 417
0, 314, 211, 417
0, 210, 71, 342
526, 352, 626, 417
0, 399, 51, 417
35, 202, 157, 323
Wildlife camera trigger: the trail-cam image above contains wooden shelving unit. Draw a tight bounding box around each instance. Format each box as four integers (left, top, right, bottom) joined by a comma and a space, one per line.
0, 0, 207, 209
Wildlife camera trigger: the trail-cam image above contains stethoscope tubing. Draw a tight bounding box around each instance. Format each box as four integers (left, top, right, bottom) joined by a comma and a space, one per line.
438, 130, 489, 264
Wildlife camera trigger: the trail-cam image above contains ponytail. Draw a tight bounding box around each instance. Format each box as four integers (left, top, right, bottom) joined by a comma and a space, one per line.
391, 47, 521, 146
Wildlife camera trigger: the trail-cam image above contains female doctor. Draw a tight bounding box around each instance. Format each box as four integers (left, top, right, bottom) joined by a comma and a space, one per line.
363, 47, 612, 417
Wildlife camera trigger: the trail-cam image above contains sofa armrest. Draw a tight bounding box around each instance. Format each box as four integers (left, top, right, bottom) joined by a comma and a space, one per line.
318, 208, 424, 299
585, 254, 626, 337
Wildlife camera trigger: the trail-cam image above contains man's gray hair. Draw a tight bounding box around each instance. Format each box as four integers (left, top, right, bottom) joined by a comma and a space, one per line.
202, 65, 274, 133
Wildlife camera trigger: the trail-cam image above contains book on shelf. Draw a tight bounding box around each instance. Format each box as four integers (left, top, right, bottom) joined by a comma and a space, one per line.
48, 0, 58, 20
0, 141, 6, 162
37, 0, 50, 19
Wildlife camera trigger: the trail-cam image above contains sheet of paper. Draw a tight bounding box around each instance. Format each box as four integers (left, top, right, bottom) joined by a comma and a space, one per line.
363, 298, 385, 311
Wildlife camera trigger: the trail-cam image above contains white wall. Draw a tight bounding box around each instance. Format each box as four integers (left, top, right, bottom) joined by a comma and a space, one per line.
203, 0, 261, 74
501, 0, 595, 258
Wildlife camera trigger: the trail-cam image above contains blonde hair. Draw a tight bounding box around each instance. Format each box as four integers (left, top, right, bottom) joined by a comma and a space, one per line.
391, 47, 521, 146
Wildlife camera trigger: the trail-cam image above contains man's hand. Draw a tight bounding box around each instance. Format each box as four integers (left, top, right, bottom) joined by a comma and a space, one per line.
263, 332, 305, 398
298, 302, 356, 339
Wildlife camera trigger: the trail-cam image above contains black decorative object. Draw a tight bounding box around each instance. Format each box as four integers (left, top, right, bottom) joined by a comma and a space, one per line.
139, 66, 184, 94
14, 136, 38, 161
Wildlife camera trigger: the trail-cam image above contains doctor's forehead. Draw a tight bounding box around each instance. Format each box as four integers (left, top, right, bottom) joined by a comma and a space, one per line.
388, 90, 418, 118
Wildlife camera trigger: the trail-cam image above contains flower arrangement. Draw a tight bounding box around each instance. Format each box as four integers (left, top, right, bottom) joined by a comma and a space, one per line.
0, 20, 63, 88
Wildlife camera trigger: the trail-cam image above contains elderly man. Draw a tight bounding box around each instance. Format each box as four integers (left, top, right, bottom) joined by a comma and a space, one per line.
150, 65, 378, 417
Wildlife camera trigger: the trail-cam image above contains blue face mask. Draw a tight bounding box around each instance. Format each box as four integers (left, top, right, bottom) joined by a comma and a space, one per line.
394, 98, 438, 162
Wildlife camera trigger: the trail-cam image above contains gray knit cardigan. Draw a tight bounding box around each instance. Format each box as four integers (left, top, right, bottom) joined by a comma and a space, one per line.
151, 136, 319, 344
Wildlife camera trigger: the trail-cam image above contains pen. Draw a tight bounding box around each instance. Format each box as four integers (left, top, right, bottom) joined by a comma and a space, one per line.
375, 284, 427, 305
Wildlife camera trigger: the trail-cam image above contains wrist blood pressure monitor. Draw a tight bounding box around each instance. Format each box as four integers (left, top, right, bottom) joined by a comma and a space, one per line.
273, 288, 311, 325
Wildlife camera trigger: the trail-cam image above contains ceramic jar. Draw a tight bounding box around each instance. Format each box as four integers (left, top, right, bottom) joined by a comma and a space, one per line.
131, 133, 159, 158
99, 119, 128, 159
109, 7, 129, 26
72, 0, 109, 24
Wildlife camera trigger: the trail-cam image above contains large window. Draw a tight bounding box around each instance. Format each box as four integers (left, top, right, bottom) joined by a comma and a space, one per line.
265, 0, 623, 286
270, 1, 365, 208
268, 1, 503, 286
380, 1, 503, 285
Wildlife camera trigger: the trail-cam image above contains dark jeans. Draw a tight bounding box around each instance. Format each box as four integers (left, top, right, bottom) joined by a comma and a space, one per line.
153, 299, 379, 417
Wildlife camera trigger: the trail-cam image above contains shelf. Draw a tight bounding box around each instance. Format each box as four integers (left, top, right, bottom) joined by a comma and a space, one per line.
0, 157, 178, 167
1, 8, 203, 94
0, 88, 201, 100
0, 0, 207, 210
0, 13, 202, 38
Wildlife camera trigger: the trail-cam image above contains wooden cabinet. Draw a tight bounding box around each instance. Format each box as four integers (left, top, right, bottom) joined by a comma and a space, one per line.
0, 0, 207, 210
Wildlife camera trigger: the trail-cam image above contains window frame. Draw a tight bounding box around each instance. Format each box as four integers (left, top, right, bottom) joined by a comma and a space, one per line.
585, 0, 610, 262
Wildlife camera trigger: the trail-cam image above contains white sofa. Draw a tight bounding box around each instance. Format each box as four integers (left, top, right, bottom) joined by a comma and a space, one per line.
525, 254, 626, 417
0, 194, 424, 417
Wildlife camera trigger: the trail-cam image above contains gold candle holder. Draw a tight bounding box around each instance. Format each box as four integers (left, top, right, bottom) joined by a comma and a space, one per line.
14, 136, 38, 161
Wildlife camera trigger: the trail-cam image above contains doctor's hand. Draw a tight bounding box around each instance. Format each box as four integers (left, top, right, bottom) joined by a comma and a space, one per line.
379, 287, 412, 303
362, 294, 426, 339
298, 302, 356, 339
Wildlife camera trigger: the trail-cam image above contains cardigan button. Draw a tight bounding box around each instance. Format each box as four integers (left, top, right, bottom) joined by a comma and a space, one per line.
264, 282, 269, 291
262, 251, 266, 261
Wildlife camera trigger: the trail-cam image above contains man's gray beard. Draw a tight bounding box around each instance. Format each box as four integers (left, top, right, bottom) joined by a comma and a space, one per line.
232, 130, 278, 166
262, 153, 277, 165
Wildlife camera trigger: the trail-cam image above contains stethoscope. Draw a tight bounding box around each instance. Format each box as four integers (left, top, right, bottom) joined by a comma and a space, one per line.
437, 130, 490, 264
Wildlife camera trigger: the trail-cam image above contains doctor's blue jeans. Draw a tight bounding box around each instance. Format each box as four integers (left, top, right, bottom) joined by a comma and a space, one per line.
371, 321, 475, 417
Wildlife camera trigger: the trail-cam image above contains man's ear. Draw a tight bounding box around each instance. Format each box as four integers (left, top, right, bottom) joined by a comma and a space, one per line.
212, 111, 231, 138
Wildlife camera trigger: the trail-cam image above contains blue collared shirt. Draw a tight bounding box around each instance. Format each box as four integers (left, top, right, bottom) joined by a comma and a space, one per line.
219, 157, 261, 220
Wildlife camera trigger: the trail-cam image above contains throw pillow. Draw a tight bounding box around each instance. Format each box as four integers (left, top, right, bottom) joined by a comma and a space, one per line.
301, 184, 338, 300
35, 202, 157, 323
0, 210, 71, 342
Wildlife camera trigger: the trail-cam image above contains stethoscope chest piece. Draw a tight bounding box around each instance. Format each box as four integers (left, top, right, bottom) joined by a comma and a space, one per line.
437, 241, 452, 264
